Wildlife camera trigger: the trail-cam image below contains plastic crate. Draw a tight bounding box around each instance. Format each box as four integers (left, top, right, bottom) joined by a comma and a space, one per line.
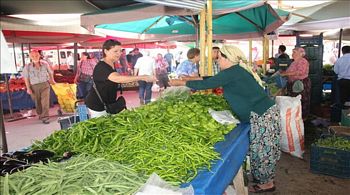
310, 142, 350, 179
296, 34, 323, 46
58, 115, 80, 130
303, 46, 323, 60
308, 59, 323, 74
342, 109, 350, 127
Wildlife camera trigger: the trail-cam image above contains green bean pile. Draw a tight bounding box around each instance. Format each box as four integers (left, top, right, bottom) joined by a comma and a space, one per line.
315, 136, 350, 151
1, 155, 147, 195
32, 94, 236, 184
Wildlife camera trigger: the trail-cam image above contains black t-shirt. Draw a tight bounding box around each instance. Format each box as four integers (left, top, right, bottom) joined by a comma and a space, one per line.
85, 61, 119, 111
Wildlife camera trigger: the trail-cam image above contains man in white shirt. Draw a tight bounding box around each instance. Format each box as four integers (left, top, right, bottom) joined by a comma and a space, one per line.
134, 51, 156, 104
334, 45, 350, 107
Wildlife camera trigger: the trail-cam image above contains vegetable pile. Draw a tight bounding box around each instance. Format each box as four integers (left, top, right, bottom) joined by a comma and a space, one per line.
315, 136, 350, 151
32, 94, 235, 184
1, 155, 147, 195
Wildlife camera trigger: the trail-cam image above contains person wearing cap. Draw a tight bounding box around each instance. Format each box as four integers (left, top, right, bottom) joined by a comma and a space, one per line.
23, 50, 56, 124
170, 45, 281, 193
280, 47, 311, 119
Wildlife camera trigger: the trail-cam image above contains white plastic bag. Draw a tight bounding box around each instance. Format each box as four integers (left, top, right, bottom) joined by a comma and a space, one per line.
151, 83, 160, 92
275, 95, 304, 158
208, 108, 240, 125
136, 173, 194, 195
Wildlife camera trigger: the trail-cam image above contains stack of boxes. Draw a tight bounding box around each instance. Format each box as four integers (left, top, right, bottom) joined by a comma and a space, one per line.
296, 34, 324, 105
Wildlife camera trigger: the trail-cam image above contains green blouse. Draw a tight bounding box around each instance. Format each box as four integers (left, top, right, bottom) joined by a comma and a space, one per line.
186, 65, 274, 123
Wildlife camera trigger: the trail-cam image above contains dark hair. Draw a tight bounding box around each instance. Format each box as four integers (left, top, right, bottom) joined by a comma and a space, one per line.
342, 45, 350, 54
279, 45, 286, 52
102, 39, 121, 57
187, 48, 200, 59
133, 48, 139, 51
213, 46, 220, 50
122, 49, 125, 52
82, 52, 91, 59
220, 52, 227, 59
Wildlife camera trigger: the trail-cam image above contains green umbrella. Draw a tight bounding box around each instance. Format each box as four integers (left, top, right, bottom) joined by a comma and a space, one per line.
88, 0, 289, 40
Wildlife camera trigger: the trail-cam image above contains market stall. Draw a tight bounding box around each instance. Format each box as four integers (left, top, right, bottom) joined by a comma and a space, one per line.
2, 93, 250, 194
183, 123, 249, 194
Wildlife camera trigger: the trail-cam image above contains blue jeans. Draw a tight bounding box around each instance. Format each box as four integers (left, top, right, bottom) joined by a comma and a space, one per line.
138, 81, 153, 104
77, 80, 93, 99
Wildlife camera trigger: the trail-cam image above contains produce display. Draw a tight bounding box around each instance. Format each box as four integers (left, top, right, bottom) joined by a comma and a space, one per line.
32, 94, 236, 184
266, 83, 280, 96
1, 155, 147, 195
0, 78, 26, 93
315, 136, 350, 151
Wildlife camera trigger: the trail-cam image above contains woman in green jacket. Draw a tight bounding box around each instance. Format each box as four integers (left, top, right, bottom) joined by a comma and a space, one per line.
170, 45, 281, 193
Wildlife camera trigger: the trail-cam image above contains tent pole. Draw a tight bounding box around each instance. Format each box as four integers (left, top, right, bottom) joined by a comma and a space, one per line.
271, 40, 274, 57
262, 35, 268, 74
199, 9, 206, 77
249, 40, 253, 66
57, 46, 61, 70
4, 74, 14, 118
338, 28, 343, 58
21, 43, 26, 68
206, 0, 213, 76
74, 43, 78, 74
0, 99, 8, 153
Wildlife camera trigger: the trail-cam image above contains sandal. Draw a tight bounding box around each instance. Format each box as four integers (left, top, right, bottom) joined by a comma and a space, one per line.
249, 184, 276, 193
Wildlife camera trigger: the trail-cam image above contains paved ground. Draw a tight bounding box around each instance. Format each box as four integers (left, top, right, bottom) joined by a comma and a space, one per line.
3, 90, 350, 194
4, 90, 160, 151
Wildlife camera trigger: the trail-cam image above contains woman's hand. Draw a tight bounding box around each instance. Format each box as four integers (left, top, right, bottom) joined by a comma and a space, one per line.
169, 79, 186, 86
26, 88, 32, 95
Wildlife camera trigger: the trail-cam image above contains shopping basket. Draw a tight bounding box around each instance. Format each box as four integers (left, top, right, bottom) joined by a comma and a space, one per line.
51, 83, 77, 114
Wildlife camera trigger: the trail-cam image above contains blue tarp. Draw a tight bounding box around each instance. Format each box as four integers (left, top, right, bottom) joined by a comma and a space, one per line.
182, 123, 250, 195
1, 89, 58, 111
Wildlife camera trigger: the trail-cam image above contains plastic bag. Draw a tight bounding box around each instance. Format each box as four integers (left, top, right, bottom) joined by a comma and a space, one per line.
151, 83, 160, 92
160, 86, 191, 100
136, 173, 194, 195
275, 95, 305, 158
208, 108, 240, 125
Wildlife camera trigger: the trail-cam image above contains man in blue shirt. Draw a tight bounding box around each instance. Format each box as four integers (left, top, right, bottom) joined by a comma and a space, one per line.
334, 45, 350, 107
164, 49, 174, 73
176, 48, 200, 78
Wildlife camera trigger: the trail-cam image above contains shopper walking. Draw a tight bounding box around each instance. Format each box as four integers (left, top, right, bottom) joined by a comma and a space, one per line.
23, 50, 56, 124
134, 51, 156, 104
74, 52, 96, 99
155, 53, 170, 91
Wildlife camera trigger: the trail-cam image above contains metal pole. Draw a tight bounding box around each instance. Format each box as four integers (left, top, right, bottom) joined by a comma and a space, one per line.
0, 100, 9, 153
338, 29, 343, 58
21, 43, 26, 68
4, 74, 13, 117
73, 43, 78, 73
12, 43, 17, 66
271, 40, 274, 57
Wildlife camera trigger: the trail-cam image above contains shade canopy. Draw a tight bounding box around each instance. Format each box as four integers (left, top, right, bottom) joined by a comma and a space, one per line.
84, 0, 289, 40
0, 31, 17, 74
1, 16, 103, 44
281, 1, 350, 31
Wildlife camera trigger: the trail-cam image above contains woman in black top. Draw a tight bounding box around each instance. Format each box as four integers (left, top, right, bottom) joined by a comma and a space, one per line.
85, 40, 155, 118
